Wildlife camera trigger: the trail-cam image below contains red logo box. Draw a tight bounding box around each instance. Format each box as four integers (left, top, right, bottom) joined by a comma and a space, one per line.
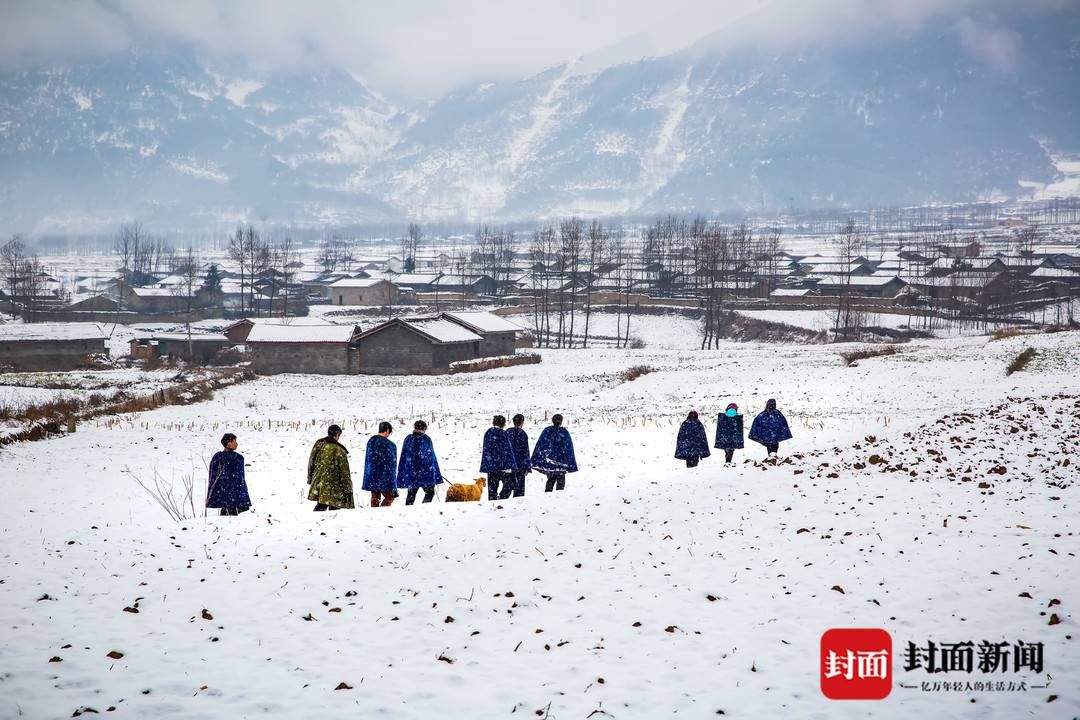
821, 628, 893, 700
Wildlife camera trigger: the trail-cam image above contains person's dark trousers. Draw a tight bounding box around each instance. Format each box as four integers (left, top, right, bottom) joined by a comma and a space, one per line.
766, 443, 779, 456
405, 486, 436, 505
544, 472, 566, 492
313, 503, 339, 512
510, 470, 527, 498
488, 472, 510, 501
724, 449, 735, 463
499, 471, 525, 500
219, 507, 242, 516
685, 457, 699, 468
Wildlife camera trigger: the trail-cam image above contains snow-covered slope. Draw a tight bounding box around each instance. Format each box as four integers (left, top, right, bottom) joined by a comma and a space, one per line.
0, 327, 1077, 717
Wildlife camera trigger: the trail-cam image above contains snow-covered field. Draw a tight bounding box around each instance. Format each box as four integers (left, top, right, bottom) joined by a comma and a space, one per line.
0, 327, 1077, 718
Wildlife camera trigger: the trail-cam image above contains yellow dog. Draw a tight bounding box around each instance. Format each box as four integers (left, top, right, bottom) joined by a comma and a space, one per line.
445, 477, 486, 502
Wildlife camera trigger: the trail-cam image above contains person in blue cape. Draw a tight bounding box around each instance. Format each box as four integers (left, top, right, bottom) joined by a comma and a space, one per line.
748, 398, 793, 457
505, 413, 531, 499
207, 432, 251, 516
480, 415, 517, 501
531, 413, 578, 492
714, 402, 745, 464
363, 421, 398, 507
674, 410, 710, 467
397, 420, 443, 505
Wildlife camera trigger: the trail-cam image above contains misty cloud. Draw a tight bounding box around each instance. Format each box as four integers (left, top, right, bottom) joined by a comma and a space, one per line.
0, 0, 1072, 96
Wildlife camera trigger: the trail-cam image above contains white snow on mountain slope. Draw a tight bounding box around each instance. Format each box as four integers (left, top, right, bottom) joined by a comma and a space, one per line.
0, 328, 1076, 718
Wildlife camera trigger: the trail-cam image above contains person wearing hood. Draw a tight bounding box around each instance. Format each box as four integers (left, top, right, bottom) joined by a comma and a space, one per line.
307, 425, 354, 510
505, 414, 531, 498
207, 432, 251, 515
531, 414, 578, 492
748, 399, 793, 457
714, 403, 745, 464
674, 410, 710, 467
397, 420, 443, 505
480, 415, 517, 501
363, 421, 398, 507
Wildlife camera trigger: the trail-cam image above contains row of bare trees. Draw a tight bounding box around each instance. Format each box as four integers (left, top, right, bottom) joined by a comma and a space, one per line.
227, 226, 298, 317
2, 234, 48, 310
114, 222, 175, 275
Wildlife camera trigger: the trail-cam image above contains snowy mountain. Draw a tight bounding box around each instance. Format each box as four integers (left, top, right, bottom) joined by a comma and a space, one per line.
2, 5, 1079, 231
0, 49, 407, 232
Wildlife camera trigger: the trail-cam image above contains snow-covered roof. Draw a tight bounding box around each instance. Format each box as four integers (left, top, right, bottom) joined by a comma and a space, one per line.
406, 319, 483, 343
246, 323, 357, 343
151, 333, 230, 343
908, 271, 1004, 288
130, 287, 178, 297
393, 273, 442, 285
328, 277, 390, 288
441, 311, 523, 334
771, 288, 814, 297
808, 275, 906, 286
1029, 266, 1080, 279
0, 322, 107, 341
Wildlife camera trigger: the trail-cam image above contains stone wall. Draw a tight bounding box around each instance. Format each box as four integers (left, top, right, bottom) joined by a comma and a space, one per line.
355, 323, 435, 374
250, 342, 351, 375
0, 339, 108, 371
479, 331, 516, 357
449, 353, 541, 374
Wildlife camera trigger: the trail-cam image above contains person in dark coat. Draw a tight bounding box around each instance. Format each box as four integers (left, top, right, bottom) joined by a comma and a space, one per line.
748, 398, 793, 457
480, 415, 517, 501
674, 410, 710, 467
207, 433, 251, 515
531, 414, 578, 492
398, 420, 443, 505
714, 403, 745, 464
363, 421, 398, 507
505, 414, 531, 499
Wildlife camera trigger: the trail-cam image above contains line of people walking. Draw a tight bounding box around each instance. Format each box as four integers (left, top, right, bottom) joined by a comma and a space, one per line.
674, 398, 793, 468
202, 414, 581, 515
203, 400, 789, 517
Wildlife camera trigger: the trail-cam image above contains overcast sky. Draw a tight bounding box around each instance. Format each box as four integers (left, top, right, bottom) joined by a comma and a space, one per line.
0, 0, 1069, 97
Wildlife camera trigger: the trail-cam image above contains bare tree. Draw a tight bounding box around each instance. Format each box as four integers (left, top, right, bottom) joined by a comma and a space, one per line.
833, 218, 867, 340
114, 222, 144, 274
405, 223, 423, 271
559, 218, 583, 347
1014, 221, 1041, 257
582, 220, 606, 348
17, 256, 45, 314
2, 234, 25, 299
228, 225, 268, 316
174, 246, 201, 314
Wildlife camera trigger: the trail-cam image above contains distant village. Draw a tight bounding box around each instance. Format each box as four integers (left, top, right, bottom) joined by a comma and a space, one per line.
2, 204, 1079, 374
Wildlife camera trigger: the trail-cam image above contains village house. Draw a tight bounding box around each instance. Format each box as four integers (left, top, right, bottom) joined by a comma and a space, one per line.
0, 323, 108, 371
390, 273, 443, 293
150, 333, 232, 364
327, 277, 400, 306
353, 317, 482, 374
1028, 266, 1080, 288
224, 316, 334, 344
908, 271, 1011, 303
810, 275, 908, 298
432, 274, 498, 297
246, 323, 359, 375
441, 311, 522, 356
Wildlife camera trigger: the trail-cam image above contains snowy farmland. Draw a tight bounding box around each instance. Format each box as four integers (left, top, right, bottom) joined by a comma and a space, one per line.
0, 325, 1078, 718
